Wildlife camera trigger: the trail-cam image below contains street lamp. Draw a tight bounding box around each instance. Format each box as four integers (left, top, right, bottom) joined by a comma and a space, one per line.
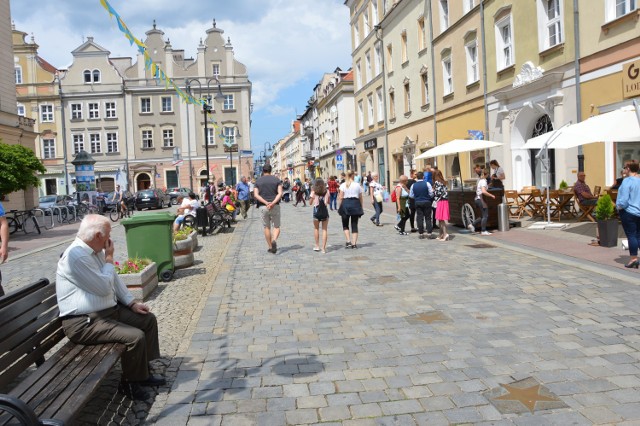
263, 141, 272, 165
185, 77, 225, 203
223, 125, 242, 186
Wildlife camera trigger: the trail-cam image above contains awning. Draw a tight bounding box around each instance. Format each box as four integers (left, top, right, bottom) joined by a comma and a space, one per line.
414, 139, 503, 160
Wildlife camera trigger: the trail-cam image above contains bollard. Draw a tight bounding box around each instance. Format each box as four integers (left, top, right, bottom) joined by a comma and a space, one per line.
497, 203, 510, 232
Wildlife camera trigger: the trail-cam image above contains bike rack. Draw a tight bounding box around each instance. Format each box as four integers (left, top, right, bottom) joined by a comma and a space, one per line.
66, 205, 79, 222
51, 206, 71, 224
32, 208, 53, 230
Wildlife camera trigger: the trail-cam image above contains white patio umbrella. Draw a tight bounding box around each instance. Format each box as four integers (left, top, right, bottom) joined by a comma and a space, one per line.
414, 139, 503, 160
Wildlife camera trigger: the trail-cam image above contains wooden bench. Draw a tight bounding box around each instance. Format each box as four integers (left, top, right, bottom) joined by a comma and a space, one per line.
0, 279, 124, 425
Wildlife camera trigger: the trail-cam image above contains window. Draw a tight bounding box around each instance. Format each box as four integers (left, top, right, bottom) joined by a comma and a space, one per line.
418, 17, 426, 51
386, 44, 393, 72
140, 97, 151, 113
88, 102, 99, 119
90, 133, 101, 153
383, 0, 388, 13
367, 94, 374, 126
404, 82, 411, 113
365, 51, 372, 84
496, 16, 514, 70
363, 8, 369, 36
358, 100, 364, 131
442, 56, 453, 95
92, 70, 101, 83
107, 132, 118, 153
606, 0, 637, 21
206, 128, 215, 145
356, 60, 362, 89
163, 129, 174, 147
374, 41, 382, 75
401, 32, 408, 63
538, 0, 563, 50
389, 91, 396, 120
17, 104, 25, 117
42, 139, 55, 159
15, 66, 22, 84
161, 96, 172, 112
212, 64, 220, 76
376, 87, 384, 120
372, 0, 379, 25
421, 72, 430, 105
40, 105, 54, 122
105, 101, 116, 118
223, 127, 236, 146
464, 0, 475, 14
223, 94, 235, 110
354, 21, 360, 46
440, 0, 449, 32
71, 103, 83, 120
142, 130, 153, 148
466, 40, 479, 84
83, 70, 92, 83
73, 134, 84, 154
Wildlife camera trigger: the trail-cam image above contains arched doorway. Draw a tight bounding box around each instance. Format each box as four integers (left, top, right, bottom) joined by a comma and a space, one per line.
136, 173, 151, 191
199, 170, 208, 188
530, 115, 555, 189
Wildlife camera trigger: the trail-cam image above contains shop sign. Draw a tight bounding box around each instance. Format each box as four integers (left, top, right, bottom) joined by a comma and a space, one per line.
623, 59, 640, 99
363, 138, 377, 150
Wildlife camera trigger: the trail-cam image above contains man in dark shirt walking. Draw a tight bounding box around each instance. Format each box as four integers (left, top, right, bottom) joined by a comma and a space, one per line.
254, 164, 283, 253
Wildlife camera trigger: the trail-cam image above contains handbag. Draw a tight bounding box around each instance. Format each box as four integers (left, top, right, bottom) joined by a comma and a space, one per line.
225, 204, 236, 212
374, 192, 383, 203
432, 199, 438, 209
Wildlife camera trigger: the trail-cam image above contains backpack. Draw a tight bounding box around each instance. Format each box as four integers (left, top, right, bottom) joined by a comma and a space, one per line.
390, 184, 401, 203
314, 195, 329, 221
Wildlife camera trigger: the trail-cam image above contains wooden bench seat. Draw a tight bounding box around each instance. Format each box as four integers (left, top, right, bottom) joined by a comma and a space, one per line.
0, 279, 124, 425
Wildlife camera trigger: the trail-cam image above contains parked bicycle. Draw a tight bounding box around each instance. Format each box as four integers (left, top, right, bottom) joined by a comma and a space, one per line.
6, 209, 41, 235
76, 202, 101, 219
109, 201, 133, 222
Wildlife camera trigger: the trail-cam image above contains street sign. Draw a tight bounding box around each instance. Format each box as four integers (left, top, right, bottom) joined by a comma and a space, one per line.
224, 145, 239, 153
172, 159, 183, 166
336, 164, 344, 171
336, 154, 343, 162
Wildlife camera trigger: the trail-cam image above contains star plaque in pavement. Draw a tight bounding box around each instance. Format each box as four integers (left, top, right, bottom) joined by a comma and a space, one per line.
406, 311, 451, 324
485, 377, 567, 414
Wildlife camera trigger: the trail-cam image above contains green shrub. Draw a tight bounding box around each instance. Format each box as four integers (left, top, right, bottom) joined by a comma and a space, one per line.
173, 226, 194, 242
558, 180, 568, 190
594, 194, 614, 221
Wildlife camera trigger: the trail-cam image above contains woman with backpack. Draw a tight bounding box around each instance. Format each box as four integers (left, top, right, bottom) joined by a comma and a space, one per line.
310, 179, 330, 253
338, 170, 364, 249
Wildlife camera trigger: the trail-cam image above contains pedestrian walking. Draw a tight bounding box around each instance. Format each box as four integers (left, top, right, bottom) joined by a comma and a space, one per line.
294, 179, 306, 207
409, 171, 434, 239
0, 199, 9, 297
369, 172, 384, 226
328, 176, 339, 210
469, 168, 495, 235
304, 179, 311, 200
338, 170, 364, 249
365, 171, 373, 194
407, 170, 418, 233
616, 161, 640, 268
254, 164, 283, 254
433, 169, 451, 241
394, 175, 411, 235
310, 179, 330, 253
235, 176, 251, 219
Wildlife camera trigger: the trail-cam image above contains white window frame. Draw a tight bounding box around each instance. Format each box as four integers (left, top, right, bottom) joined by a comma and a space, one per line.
356, 60, 362, 89
223, 127, 236, 146
463, 0, 475, 14
376, 87, 384, 121
92, 70, 101, 83
367, 94, 374, 126
383, 0, 388, 14
372, 0, 379, 25
365, 51, 372, 84
40, 104, 54, 123
106, 132, 118, 153
374, 41, 382, 76
421, 71, 430, 106
142, 130, 153, 149
363, 8, 370, 37
537, 0, 564, 51
105, 101, 116, 118
358, 100, 364, 131
17, 103, 25, 117
386, 44, 393, 72
140, 97, 151, 113
90, 133, 101, 154
354, 21, 360, 46
15, 65, 23, 84
495, 16, 515, 71
389, 91, 396, 120
83, 70, 92, 84
161, 96, 173, 112
440, 0, 449, 32
223, 94, 235, 110
404, 83, 411, 114
73, 134, 84, 154
401, 31, 408, 63
465, 40, 479, 85
418, 17, 427, 51
88, 102, 100, 119
71, 103, 83, 120
206, 127, 216, 146
606, 0, 637, 21
162, 128, 174, 147
42, 138, 55, 159
442, 56, 453, 95
212, 63, 220, 77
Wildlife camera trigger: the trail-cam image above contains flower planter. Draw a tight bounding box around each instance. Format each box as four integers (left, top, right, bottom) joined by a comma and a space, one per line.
189, 230, 198, 250
119, 262, 158, 300
173, 236, 194, 269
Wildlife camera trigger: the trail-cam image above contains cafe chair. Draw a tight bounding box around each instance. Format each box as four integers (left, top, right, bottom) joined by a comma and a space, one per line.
576, 199, 596, 222
530, 188, 545, 218
594, 186, 602, 197
504, 190, 524, 219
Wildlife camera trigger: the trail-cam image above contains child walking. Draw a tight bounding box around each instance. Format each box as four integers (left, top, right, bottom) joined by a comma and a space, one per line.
310, 179, 330, 253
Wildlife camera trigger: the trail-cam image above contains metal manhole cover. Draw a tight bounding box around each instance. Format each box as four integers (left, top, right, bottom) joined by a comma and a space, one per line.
466, 243, 496, 249
406, 311, 451, 324
484, 377, 567, 414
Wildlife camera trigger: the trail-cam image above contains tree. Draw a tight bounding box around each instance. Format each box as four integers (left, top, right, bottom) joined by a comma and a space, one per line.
0, 141, 46, 196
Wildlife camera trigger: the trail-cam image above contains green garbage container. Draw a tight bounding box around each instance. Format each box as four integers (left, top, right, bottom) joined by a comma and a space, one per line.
122, 212, 175, 281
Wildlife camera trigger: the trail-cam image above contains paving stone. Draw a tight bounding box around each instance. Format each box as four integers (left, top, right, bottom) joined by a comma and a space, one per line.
379, 399, 423, 415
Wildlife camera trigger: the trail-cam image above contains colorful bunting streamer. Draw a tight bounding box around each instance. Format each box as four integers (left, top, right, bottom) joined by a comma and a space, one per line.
99, 0, 204, 107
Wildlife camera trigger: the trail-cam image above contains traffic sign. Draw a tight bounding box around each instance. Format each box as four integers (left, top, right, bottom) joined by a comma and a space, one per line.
336, 154, 343, 162
224, 145, 239, 153
336, 164, 344, 170
172, 159, 183, 166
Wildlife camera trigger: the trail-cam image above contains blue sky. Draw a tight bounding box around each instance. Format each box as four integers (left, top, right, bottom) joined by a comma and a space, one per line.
10, 0, 352, 158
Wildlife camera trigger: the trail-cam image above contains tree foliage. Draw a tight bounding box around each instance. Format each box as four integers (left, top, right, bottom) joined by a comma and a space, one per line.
0, 141, 46, 195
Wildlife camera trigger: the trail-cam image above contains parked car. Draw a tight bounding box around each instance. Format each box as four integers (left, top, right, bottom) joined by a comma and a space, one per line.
134, 189, 171, 210
104, 190, 135, 212
167, 187, 196, 205
38, 195, 75, 210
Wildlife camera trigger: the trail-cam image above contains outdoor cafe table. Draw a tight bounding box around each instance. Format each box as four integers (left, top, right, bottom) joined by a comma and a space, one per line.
552, 190, 575, 220
517, 189, 541, 218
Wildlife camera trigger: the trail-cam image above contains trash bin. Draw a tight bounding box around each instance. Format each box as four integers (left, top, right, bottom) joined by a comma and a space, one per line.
497, 203, 510, 232
195, 206, 208, 236
122, 212, 175, 281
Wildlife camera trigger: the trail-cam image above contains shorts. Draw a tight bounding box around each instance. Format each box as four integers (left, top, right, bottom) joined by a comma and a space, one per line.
174, 215, 186, 225
260, 204, 281, 229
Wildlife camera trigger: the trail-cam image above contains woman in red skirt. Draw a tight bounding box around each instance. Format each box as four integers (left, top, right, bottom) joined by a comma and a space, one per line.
432, 169, 450, 241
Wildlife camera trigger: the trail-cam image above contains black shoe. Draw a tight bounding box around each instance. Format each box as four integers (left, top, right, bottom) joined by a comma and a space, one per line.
271, 240, 277, 253
138, 374, 166, 387
345, 242, 352, 248
370, 218, 376, 224
351, 244, 358, 249
120, 383, 150, 400
625, 259, 639, 269
398, 231, 408, 235
410, 228, 418, 233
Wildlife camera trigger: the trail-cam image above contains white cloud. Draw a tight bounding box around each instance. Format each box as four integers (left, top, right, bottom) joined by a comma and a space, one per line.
266, 104, 296, 117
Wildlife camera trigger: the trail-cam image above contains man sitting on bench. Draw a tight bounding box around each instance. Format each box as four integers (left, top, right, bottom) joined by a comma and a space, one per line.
56, 215, 164, 400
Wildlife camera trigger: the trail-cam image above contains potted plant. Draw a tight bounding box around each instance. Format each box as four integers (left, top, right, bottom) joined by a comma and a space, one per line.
594, 194, 618, 247
173, 227, 194, 269
115, 258, 158, 300
558, 180, 568, 191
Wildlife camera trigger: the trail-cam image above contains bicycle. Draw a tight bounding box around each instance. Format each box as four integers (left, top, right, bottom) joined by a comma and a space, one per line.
109, 200, 133, 222
7, 209, 41, 235
76, 202, 100, 219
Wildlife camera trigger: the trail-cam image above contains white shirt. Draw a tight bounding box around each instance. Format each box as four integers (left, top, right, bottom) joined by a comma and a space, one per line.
475, 178, 488, 201
370, 181, 383, 195
56, 238, 134, 316
180, 198, 199, 217
339, 181, 363, 198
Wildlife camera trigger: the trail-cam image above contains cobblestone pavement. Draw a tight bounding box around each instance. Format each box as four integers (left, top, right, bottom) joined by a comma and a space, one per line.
139, 202, 640, 425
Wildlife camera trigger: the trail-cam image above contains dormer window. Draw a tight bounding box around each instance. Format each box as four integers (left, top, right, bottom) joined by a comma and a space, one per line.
84, 69, 101, 84
92, 70, 101, 83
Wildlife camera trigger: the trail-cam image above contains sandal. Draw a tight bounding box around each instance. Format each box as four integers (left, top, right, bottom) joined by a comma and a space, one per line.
588, 240, 600, 246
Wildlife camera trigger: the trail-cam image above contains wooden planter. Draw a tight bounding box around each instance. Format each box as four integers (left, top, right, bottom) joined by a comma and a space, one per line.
119, 262, 158, 300
173, 236, 194, 269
